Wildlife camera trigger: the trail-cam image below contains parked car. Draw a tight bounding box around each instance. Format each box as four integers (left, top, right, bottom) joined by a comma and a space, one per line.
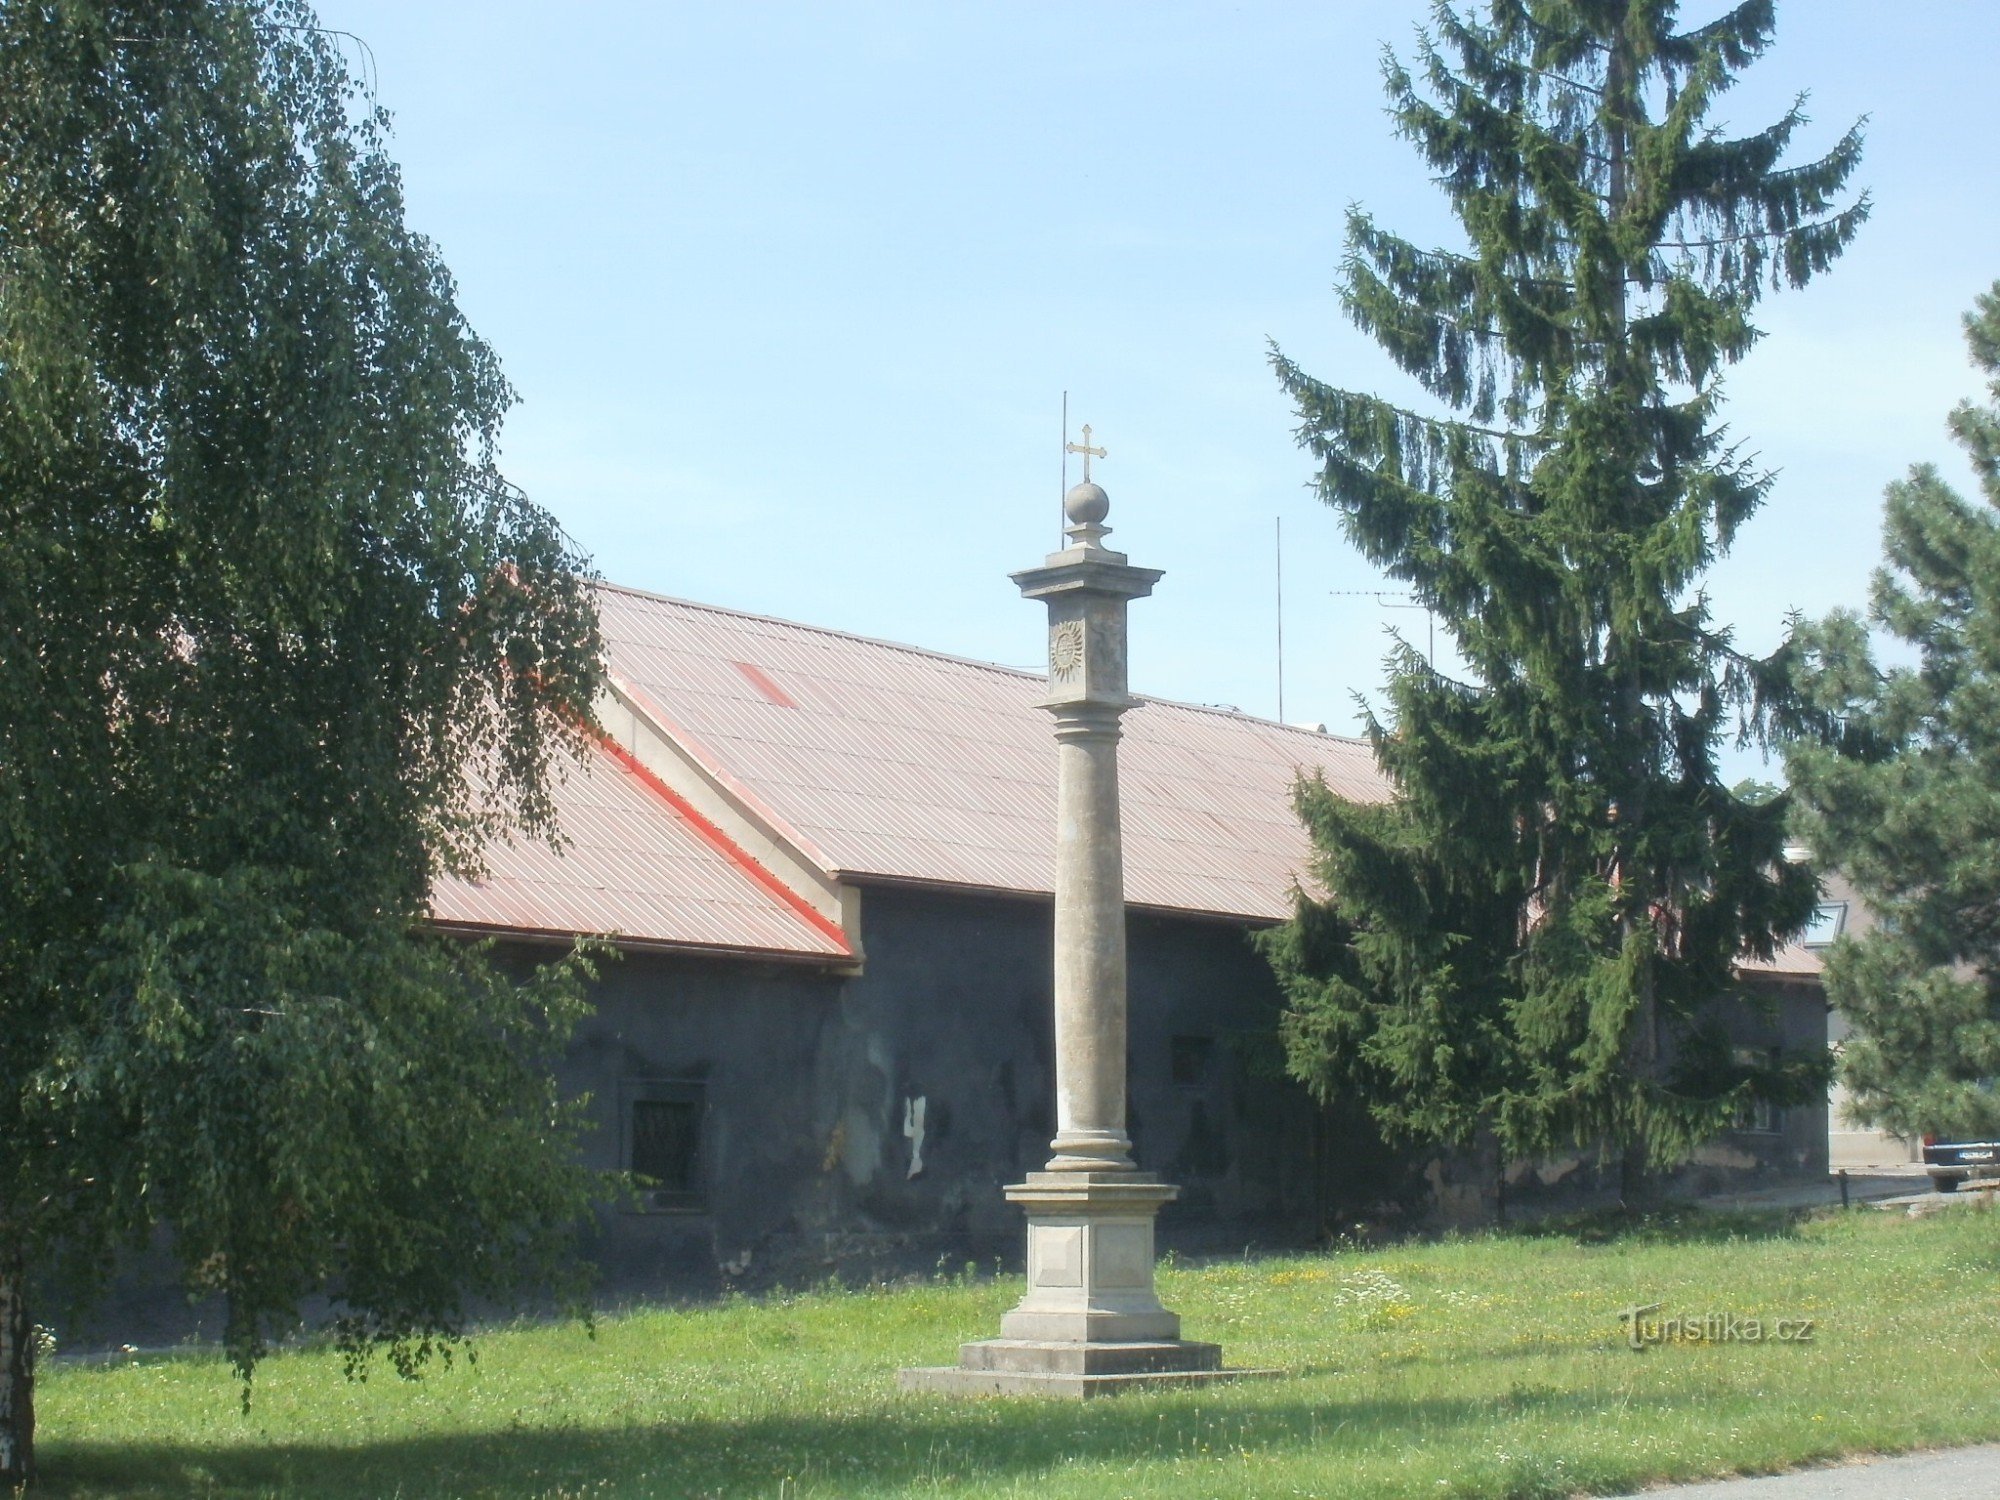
1923, 1135, 2000, 1192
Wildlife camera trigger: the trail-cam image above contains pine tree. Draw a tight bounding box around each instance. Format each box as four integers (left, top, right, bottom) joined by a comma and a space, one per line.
1786, 284, 2000, 1144
1263, 0, 1863, 1180
0, 3, 606, 1479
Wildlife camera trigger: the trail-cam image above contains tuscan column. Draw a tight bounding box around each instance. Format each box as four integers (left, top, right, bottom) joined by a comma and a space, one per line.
1016, 480, 1154, 1173
903, 443, 1251, 1395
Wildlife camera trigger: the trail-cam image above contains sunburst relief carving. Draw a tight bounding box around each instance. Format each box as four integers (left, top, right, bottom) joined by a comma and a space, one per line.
1049, 619, 1085, 680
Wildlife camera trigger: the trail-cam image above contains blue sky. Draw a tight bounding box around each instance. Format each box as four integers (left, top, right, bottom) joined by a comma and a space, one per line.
319, 2, 1999, 768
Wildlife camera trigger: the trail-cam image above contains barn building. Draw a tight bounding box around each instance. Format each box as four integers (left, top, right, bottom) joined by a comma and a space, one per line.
428, 582, 1831, 1298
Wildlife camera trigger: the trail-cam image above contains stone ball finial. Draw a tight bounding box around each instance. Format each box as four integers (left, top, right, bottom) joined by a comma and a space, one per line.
1064, 480, 1110, 527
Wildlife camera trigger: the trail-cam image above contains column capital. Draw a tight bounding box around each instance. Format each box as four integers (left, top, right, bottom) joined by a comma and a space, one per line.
1015, 558, 1163, 711
1011, 553, 1164, 605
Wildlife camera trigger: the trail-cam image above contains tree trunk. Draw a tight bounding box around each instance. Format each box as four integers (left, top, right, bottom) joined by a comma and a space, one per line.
0, 1249, 34, 1490
1603, 10, 1659, 1218
1620, 964, 1661, 1210
1618, 1135, 1649, 1209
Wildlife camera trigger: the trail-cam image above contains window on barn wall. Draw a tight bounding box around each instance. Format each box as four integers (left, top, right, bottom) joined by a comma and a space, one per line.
1732, 1048, 1783, 1135
622, 1079, 705, 1211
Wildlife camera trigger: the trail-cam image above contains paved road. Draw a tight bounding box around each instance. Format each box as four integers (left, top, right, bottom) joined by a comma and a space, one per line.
1635, 1445, 2000, 1498
1691, 1167, 1933, 1214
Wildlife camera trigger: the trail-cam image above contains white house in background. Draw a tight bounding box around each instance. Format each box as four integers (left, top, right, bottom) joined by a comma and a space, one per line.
1816, 870, 1924, 1169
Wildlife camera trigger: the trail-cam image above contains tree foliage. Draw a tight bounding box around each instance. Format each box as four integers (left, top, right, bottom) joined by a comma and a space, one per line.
1787, 284, 2000, 1142
0, 0, 606, 1478
1264, 0, 1860, 1172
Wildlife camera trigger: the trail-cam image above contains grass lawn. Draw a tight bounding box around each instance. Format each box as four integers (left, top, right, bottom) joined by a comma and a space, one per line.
36, 1204, 2000, 1498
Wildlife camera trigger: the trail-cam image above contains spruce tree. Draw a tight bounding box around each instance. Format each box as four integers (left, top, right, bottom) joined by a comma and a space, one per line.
1263, 0, 1863, 1180
1786, 284, 2000, 1144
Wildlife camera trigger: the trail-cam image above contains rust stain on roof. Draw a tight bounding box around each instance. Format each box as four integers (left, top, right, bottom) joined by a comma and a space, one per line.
731, 659, 799, 709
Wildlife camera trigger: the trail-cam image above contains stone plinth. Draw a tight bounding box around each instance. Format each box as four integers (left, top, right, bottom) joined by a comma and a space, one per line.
899, 1342, 1229, 1399
998, 1173, 1180, 1342
900, 1170, 1249, 1396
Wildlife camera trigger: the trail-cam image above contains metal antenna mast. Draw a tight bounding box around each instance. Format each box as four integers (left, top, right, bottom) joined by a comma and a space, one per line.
1059, 391, 1069, 547
1276, 517, 1285, 722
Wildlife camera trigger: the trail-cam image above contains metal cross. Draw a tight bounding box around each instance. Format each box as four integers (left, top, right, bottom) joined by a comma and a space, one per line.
1065, 424, 1106, 483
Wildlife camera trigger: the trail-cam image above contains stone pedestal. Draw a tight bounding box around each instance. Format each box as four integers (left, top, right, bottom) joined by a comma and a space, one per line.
900, 1171, 1236, 1396
903, 1341, 1225, 1399
999, 1174, 1180, 1342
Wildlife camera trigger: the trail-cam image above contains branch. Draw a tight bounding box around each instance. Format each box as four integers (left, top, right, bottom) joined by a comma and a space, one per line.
1312, 385, 1550, 448
1385, 628, 1488, 697
1364, 238, 1631, 295
1347, 267, 1591, 350
1652, 210, 1859, 252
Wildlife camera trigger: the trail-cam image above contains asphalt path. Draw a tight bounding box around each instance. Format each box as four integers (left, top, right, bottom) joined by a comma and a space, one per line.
1634, 1445, 2000, 1497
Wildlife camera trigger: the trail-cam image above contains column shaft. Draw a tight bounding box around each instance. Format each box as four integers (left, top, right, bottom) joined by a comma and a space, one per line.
1048, 705, 1132, 1171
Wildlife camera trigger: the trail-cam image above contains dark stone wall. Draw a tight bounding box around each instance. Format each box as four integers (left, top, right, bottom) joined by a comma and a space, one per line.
569, 883, 1373, 1302
59, 889, 1832, 1347
571, 919, 1832, 1275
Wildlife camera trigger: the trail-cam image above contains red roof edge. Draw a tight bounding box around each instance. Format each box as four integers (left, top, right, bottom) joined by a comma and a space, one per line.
428, 919, 848, 965
609, 671, 843, 877
592, 730, 853, 957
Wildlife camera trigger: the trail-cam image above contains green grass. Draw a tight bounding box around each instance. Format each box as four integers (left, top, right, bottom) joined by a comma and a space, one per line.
37, 1205, 2000, 1498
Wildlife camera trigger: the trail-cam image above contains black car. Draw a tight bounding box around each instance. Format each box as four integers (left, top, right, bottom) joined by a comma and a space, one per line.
1924, 1136, 2000, 1192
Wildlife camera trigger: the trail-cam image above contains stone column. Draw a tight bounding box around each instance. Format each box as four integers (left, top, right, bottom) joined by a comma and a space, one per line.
1048, 700, 1135, 1170
903, 470, 1260, 1396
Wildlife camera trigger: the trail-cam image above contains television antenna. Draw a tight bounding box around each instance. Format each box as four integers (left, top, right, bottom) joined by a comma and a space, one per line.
1332, 589, 1435, 667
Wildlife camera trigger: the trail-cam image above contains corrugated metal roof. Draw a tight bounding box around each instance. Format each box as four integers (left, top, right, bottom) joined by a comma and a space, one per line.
430, 736, 850, 959
596, 583, 1388, 921
433, 583, 1827, 980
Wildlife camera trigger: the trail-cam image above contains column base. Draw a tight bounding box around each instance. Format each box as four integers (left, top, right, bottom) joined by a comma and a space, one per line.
899, 1171, 1279, 1398
900, 1337, 1264, 1397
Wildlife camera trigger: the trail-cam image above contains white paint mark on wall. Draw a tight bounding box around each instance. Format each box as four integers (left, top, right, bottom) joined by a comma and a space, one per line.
903, 1095, 927, 1178
839, 1106, 881, 1186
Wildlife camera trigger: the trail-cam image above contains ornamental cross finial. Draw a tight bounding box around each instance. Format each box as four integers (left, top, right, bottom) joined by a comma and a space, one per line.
1065, 424, 1106, 483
